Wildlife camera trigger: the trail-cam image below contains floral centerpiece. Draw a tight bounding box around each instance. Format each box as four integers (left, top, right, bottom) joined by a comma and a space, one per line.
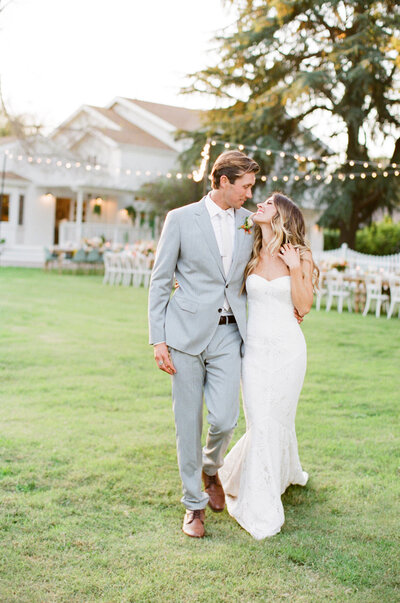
133, 240, 156, 256
331, 259, 348, 272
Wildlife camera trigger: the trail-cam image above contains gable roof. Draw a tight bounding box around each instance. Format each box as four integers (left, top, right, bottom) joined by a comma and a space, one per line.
122, 98, 203, 131
87, 106, 175, 150
0, 136, 17, 147
4, 171, 30, 182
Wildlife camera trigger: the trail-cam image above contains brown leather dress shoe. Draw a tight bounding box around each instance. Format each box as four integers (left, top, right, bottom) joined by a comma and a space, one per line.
182, 509, 205, 538
202, 470, 225, 512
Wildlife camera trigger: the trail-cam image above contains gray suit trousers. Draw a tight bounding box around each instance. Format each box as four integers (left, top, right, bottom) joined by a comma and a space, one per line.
169, 322, 242, 510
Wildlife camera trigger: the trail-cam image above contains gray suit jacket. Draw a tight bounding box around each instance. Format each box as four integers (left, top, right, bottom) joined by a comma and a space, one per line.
148, 197, 254, 355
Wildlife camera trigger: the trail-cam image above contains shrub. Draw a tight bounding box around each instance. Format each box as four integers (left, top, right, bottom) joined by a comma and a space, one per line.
355, 217, 400, 255
323, 229, 340, 250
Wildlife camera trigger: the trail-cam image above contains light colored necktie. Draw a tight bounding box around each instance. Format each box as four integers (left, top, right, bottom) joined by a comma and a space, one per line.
220, 210, 233, 277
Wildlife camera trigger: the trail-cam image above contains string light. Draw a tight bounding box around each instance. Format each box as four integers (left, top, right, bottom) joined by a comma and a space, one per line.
208, 139, 394, 169
1, 142, 399, 186
193, 140, 211, 182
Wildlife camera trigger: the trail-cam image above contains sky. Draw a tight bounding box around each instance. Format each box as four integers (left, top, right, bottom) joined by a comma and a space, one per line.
0, 1, 396, 159
0, 0, 234, 128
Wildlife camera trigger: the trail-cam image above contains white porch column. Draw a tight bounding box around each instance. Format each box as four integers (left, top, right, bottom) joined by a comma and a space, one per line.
76, 190, 84, 245
7, 191, 19, 245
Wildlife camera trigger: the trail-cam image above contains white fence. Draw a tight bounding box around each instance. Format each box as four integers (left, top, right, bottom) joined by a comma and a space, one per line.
315, 244, 400, 273
59, 221, 154, 246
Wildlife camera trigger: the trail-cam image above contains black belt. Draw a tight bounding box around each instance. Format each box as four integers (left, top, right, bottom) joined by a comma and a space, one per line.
218, 315, 236, 325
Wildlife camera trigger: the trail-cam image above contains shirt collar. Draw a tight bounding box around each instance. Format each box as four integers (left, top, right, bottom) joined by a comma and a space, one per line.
205, 192, 235, 219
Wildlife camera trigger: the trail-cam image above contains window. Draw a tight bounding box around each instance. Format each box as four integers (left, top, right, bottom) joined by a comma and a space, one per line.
0, 194, 9, 222
18, 195, 24, 225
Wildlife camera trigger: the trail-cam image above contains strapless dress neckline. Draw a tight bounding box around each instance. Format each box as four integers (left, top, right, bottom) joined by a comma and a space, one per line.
248, 274, 291, 284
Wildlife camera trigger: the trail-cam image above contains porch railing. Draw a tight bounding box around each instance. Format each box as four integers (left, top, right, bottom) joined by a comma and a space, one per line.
59, 221, 155, 246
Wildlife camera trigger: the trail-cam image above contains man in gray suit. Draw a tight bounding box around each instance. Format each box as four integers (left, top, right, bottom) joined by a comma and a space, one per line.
148, 151, 260, 537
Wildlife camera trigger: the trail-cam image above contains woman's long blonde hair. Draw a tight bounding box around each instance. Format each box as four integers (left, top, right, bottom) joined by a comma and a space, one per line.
242, 192, 319, 292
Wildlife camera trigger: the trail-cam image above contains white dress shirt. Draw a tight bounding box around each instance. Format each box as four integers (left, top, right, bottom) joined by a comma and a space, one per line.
205, 193, 235, 314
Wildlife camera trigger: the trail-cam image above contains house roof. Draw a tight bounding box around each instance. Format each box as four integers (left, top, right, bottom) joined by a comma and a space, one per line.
0, 136, 18, 147
86, 106, 176, 151
122, 98, 203, 131
4, 171, 30, 181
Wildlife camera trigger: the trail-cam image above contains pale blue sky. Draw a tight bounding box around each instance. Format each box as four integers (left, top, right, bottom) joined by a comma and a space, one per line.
0, 0, 233, 127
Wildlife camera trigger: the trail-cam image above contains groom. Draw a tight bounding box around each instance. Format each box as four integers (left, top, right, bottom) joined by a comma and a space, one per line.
148, 151, 260, 537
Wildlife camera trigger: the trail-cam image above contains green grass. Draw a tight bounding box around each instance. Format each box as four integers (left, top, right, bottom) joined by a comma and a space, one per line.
0, 268, 399, 602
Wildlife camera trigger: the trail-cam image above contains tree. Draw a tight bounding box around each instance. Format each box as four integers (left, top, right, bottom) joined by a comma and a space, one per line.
184, 0, 400, 246
137, 174, 204, 215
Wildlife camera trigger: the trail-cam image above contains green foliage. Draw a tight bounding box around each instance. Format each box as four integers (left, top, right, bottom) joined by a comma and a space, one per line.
184, 0, 400, 246
355, 217, 400, 255
0, 268, 399, 601
323, 229, 340, 250
137, 174, 204, 214
124, 205, 136, 221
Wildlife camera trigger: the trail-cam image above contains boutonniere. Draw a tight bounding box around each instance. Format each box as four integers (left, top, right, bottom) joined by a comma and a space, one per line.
238, 216, 253, 234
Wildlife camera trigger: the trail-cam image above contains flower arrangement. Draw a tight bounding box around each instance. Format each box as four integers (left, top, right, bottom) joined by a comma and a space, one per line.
133, 240, 156, 256
331, 260, 348, 272
83, 236, 104, 249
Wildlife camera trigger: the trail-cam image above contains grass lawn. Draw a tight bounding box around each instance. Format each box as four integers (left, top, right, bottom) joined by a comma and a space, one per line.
0, 268, 399, 602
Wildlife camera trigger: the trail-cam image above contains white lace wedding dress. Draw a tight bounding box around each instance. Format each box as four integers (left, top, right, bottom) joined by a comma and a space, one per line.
219, 274, 308, 539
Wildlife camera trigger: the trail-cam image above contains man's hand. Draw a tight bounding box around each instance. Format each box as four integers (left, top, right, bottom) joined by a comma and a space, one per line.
154, 342, 176, 375
294, 308, 304, 324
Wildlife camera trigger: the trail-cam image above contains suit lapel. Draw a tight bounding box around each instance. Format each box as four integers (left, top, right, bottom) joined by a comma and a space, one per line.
194, 198, 225, 279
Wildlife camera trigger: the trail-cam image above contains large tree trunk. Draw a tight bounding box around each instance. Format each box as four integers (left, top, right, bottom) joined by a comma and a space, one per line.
339, 211, 359, 248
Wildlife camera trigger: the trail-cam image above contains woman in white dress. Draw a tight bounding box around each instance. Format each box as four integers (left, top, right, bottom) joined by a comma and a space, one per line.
219, 192, 319, 540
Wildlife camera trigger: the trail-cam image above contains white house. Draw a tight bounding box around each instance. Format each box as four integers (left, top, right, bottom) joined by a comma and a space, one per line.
0, 97, 202, 266
0, 96, 323, 267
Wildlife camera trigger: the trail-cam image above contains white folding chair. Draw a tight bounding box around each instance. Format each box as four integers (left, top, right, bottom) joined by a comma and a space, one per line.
103, 252, 113, 284
362, 275, 389, 317
121, 253, 135, 286
387, 277, 400, 319
132, 253, 153, 288
325, 273, 352, 313
315, 281, 328, 311
113, 253, 124, 285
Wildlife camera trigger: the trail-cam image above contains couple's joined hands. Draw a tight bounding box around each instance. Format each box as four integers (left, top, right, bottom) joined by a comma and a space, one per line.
156, 243, 303, 372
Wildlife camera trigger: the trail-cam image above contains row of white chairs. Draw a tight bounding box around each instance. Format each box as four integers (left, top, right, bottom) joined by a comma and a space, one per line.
316, 274, 400, 318
103, 252, 153, 287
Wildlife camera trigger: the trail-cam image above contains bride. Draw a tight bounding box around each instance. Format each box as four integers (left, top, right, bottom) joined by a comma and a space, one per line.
219, 192, 319, 540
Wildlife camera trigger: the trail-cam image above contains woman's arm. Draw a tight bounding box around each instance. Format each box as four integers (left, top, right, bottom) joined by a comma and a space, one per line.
278, 245, 314, 317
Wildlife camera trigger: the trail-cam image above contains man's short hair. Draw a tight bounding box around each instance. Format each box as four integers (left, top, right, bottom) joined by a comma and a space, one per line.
211, 150, 260, 189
